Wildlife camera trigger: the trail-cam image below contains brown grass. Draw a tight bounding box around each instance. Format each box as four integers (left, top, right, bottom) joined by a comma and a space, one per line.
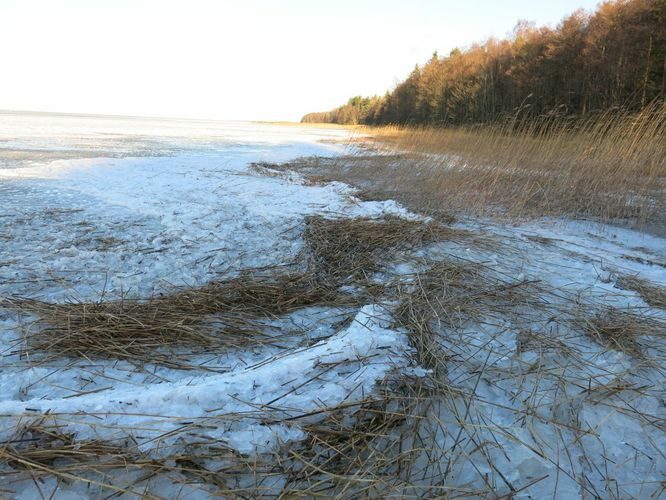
1, 421, 131, 471
0, 418, 155, 497
616, 275, 666, 309
7, 268, 353, 367
6, 216, 468, 367
0, 388, 445, 498
579, 307, 666, 356
289, 103, 666, 225
303, 215, 463, 284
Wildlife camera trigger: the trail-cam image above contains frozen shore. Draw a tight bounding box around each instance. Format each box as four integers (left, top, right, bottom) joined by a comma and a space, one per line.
0, 112, 664, 498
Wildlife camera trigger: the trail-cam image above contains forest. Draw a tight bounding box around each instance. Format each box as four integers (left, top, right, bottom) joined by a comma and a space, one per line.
302, 0, 665, 125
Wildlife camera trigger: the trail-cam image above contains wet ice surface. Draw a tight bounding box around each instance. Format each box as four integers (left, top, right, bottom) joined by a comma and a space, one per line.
0, 112, 665, 498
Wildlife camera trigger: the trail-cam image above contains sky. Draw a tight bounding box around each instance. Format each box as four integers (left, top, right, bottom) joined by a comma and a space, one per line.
0, 0, 602, 122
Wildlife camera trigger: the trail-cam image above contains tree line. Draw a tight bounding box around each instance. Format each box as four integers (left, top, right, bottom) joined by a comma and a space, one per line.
302, 0, 665, 126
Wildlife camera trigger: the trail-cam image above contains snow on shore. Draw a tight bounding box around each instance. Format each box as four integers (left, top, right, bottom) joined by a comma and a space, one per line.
0, 113, 664, 498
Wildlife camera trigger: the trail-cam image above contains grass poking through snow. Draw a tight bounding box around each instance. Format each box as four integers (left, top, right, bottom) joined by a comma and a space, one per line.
1, 211, 665, 497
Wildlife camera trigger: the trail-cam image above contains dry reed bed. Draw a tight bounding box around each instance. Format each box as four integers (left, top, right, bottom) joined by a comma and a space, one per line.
294, 103, 666, 224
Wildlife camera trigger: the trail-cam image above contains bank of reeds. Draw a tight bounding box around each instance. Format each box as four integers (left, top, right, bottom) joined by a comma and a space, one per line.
295, 103, 666, 225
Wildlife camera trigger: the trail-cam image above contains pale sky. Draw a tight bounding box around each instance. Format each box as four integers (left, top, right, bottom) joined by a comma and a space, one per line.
0, 0, 601, 121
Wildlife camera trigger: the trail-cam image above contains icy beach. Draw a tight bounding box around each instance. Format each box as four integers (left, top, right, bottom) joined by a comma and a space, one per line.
0, 112, 664, 498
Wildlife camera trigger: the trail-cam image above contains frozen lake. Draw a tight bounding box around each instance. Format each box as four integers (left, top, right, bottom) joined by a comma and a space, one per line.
0, 112, 368, 300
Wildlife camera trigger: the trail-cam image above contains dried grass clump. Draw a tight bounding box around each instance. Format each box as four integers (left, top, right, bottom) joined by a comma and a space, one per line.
616, 275, 666, 309
580, 308, 665, 356
304, 215, 463, 283
1, 422, 130, 471
287, 391, 429, 496
9, 269, 353, 366
0, 419, 154, 496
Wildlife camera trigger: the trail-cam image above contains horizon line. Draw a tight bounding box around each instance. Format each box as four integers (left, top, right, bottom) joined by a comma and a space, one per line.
0, 108, 299, 124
